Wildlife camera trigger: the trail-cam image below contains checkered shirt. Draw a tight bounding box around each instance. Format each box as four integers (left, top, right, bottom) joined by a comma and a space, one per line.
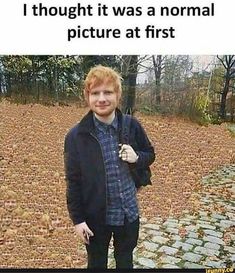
93, 114, 139, 226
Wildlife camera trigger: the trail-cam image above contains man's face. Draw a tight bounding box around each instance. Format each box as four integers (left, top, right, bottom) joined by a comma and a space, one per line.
88, 83, 120, 118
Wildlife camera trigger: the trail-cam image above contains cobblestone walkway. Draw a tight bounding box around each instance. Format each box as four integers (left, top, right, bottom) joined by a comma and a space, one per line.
107, 165, 235, 269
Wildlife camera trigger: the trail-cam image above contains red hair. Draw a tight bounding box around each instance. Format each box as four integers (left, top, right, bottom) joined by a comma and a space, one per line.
84, 65, 122, 100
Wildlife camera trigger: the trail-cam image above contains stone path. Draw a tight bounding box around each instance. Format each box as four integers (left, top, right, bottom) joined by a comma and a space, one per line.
227, 124, 235, 134
78, 165, 234, 268
106, 165, 235, 269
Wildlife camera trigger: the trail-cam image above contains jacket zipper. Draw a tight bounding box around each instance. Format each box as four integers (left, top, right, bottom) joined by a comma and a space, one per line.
90, 132, 107, 223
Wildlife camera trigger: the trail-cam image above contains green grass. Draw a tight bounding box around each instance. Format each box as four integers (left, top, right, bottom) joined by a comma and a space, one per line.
227, 127, 235, 137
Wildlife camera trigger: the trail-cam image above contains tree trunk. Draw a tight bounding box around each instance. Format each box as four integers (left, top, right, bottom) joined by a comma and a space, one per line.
230, 93, 234, 122
217, 55, 235, 120
54, 65, 59, 103
152, 55, 162, 106
121, 55, 138, 115
37, 83, 40, 103
5, 73, 12, 97
219, 73, 230, 120
31, 57, 37, 99
0, 72, 2, 95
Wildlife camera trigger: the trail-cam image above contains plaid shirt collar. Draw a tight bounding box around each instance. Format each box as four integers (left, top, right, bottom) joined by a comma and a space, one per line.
93, 113, 118, 134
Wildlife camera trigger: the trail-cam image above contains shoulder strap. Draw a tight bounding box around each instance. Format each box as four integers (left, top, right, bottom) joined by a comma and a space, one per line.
121, 114, 132, 144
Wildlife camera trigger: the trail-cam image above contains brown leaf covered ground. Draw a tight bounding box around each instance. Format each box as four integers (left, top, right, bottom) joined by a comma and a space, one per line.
0, 101, 234, 268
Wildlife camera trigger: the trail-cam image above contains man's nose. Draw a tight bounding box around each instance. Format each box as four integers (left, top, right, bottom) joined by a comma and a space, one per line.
98, 92, 106, 102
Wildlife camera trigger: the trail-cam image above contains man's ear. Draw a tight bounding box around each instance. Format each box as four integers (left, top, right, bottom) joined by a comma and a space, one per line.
83, 89, 89, 102
117, 91, 122, 102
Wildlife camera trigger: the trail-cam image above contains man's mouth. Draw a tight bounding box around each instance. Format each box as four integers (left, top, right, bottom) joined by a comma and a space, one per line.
96, 105, 109, 108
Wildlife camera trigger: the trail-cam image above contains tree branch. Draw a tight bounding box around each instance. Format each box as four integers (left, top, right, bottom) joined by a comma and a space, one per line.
217, 55, 227, 70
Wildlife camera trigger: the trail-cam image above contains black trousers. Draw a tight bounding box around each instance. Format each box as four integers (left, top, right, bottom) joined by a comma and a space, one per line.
85, 217, 139, 269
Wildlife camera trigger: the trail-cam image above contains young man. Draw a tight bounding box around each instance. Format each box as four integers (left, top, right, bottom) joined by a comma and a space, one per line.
64, 65, 155, 269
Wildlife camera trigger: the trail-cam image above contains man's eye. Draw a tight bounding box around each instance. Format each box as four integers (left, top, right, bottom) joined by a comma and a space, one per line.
105, 91, 113, 95
91, 92, 99, 95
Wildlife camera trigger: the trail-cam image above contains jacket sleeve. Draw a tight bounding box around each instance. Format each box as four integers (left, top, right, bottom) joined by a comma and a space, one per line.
132, 117, 155, 169
64, 128, 85, 225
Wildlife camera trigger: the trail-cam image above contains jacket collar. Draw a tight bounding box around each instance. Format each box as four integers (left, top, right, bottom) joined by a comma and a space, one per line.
93, 114, 118, 134
77, 108, 123, 135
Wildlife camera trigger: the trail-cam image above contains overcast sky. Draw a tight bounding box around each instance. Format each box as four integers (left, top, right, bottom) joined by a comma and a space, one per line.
137, 55, 216, 84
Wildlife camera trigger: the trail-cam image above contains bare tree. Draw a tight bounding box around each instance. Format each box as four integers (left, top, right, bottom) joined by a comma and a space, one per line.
152, 55, 165, 105
121, 55, 138, 114
163, 55, 193, 92
0, 59, 3, 95
217, 55, 235, 120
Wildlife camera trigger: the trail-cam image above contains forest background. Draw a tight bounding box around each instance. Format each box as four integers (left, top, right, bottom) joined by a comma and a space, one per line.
0, 55, 234, 125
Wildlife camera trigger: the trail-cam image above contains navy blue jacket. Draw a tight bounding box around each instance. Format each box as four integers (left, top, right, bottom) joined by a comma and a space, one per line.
64, 109, 155, 226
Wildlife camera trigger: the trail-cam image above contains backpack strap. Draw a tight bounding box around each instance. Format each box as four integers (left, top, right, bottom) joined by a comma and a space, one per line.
121, 114, 152, 189
121, 114, 132, 144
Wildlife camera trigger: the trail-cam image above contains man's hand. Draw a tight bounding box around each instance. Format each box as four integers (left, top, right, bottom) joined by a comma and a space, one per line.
119, 144, 139, 163
74, 222, 94, 245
